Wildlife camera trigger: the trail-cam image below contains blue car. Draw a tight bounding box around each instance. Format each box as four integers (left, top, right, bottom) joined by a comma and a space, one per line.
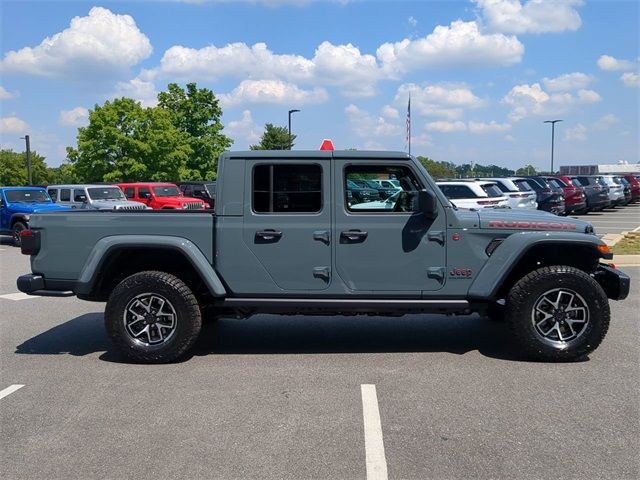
0, 186, 71, 246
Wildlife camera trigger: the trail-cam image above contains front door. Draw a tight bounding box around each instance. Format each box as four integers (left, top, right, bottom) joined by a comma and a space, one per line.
243, 160, 332, 290
334, 161, 447, 292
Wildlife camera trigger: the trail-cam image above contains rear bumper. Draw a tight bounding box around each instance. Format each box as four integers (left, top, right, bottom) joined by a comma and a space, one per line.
17, 274, 75, 297
594, 264, 630, 301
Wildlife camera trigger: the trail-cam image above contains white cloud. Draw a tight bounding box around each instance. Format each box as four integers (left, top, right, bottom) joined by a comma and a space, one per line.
0, 86, 19, 100
59, 107, 89, 127
542, 72, 591, 92
219, 80, 328, 107
592, 114, 619, 131
504, 134, 516, 142
564, 123, 587, 141
502, 83, 600, 121
411, 133, 433, 147
425, 120, 467, 133
345, 104, 401, 137
476, 0, 583, 34
0, 116, 28, 134
395, 83, 485, 120
597, 54, 635, 71
468, 121, 511, 133
0, 7, 152, 78
621, 72, 640, 88
113, 78, 159, 107
377, 20, 523, 73
408, 16, 418, 27
225, 110, 261, 145
381, 105, 399, 119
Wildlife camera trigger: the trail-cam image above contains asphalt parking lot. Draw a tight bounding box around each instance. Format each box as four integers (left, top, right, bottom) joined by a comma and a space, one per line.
572, 202, 640, 235
1, 243, 639, 480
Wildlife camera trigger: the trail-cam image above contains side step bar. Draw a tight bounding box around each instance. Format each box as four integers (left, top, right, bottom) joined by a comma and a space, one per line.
218, 298, 470, 314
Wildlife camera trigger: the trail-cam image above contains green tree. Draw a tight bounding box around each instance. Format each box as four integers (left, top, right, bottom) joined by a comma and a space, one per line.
250, 124, 295, 150
0, 149, 51, 185
515, 164, 537, 176
416, 156, 457, 179
67, 98, 192, 182
158, 83, 232, 180
47, 163, 79, 184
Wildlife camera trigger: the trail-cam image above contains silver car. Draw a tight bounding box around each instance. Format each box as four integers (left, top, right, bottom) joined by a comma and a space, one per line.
48, 185, 147, 210
598, 175, 626, 205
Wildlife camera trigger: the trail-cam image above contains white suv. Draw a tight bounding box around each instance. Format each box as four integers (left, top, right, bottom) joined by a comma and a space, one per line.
436, 180, 510, 209
481, 177, 538, 210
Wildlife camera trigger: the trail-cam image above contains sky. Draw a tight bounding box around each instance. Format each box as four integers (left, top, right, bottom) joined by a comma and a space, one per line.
0, 0, 638, 171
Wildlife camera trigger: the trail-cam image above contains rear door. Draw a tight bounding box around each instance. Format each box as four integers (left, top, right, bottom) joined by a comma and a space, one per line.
334, 161, 447, 292
242, 159, 331, 290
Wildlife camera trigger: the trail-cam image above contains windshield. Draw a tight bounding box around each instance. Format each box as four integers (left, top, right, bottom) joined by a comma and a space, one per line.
204, 183, 216, 196
481, 184, 504, 198
87, 187, 125, 200
5, 189, 51, 203
153, 186, 181, 196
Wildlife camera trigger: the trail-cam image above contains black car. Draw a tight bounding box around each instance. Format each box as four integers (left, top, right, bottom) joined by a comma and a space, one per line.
525, 176, 565, 215
177, 181, 216, 209
346, 179, 380, 206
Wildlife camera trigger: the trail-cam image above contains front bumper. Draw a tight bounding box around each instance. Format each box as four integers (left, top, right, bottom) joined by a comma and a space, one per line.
17, 274, 75, 297
594, 264, 630, 301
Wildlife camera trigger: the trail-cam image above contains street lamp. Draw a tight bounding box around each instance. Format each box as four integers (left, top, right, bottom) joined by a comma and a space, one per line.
20, 135, 32, 185
543, 119, 562, 173
288, 109, 300, 150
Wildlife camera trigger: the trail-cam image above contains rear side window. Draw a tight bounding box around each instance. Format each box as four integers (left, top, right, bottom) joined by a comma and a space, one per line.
60, 189, 71, 201
253, 164, 322, 213
123, 187, 135, 199
481, 184, 503, 197
439, 185, 476, 199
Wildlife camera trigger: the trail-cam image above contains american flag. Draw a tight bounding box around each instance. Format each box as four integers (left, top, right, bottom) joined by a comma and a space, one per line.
405, 95, 411, 154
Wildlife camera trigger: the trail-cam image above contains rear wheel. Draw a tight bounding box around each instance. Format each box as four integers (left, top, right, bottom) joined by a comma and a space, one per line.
505, 266, 609, 361
105, 271, 202, 363
12, 221, 26, 247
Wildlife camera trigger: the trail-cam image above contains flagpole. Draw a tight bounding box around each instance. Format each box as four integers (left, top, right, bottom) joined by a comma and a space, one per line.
407, 94, 411, 155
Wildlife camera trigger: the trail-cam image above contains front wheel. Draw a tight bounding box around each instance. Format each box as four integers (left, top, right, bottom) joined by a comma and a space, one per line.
105, 271, 202, 363
12, 221, 26, 247
505, 266, 610, 362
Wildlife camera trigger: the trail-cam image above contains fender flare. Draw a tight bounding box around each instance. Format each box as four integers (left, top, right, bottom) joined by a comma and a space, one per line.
76, 235, 226, 297
467, 232, 610, 301
10, 212, 30, 227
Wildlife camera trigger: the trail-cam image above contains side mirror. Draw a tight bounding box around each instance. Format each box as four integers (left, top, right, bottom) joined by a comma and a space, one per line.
418, 190, 438, 219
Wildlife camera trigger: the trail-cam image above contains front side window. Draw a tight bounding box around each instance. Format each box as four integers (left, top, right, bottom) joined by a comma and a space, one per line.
253, 164, 322, 213
74, 190, 87, 202
48, 189, 57, 201
138, 187, 151, 198
346, 165, 422, 213
123, 187, 135, 199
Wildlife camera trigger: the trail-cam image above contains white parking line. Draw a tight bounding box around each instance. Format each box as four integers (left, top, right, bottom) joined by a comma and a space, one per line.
361, 384, 388, 480
634, 225, 640, 232
0, 293, 37, 301
0, 384, 24, 400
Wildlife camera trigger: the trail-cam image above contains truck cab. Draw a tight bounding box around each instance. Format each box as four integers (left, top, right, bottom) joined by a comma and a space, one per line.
117, 182, 205, 210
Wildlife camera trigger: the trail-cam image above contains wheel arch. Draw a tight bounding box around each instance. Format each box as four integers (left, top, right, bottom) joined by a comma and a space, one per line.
10, 213, 30, 227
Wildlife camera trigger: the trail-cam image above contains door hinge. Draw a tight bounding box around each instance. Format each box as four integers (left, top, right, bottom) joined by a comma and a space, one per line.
427, 267, 446, 283
427, 231, 445, 245
313, 266, 331, 282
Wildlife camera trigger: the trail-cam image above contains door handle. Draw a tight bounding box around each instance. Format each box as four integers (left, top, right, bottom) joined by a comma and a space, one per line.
255, 229, 282, 242
340, 230, 368, 242
313, 230, 330, 244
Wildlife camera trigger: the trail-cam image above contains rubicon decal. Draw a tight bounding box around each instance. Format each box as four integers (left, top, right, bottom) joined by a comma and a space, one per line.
488, 220, 578, 231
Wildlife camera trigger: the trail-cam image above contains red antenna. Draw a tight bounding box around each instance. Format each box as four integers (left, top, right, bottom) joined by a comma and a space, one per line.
319, 139, 335, 151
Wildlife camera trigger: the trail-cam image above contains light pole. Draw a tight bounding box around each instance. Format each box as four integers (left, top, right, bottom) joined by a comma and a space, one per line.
543, 119, 562, 173
20, 135, 32, 185
288, 109, 300, 150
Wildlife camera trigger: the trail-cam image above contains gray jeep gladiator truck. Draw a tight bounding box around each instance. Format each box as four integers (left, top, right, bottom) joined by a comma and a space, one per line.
17, 150, 630, 363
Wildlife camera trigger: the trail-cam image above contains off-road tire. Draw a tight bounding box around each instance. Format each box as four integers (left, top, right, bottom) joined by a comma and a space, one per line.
505, 265, 609, 362
105, 271, 202, 363
12, 221, 26, 247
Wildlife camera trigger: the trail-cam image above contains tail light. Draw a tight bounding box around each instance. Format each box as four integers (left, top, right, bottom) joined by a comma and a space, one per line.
20, 229, 41, 256
477, 199, 501, 205
509, 193, 530, 198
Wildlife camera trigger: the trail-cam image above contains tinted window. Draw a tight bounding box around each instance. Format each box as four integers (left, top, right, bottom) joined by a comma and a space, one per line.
253, 164, 322, 213
514, 179, 533, 191
438, 185, 476, 199
575, 177, 590, 186
570, 179, 583, 188
481, 184, 503, 197
546, 178, 566, 189
74, 190, 87, 202
123, 187, 135, 199
60, 189, 71, 201
139, 187, 151, 198
48, 189, 57, 201
346, 165, 422, 213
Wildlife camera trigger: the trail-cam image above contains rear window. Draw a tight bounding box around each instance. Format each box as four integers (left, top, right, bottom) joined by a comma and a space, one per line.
481, 184, 503, 198
546, 178, 567, 188
438, 184, 477, 199
570, 179, 583, 188
513, 179, 533, 191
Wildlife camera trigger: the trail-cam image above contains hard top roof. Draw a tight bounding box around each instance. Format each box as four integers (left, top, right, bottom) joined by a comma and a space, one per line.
221, 150, 412, 160
0, 186, 47, 190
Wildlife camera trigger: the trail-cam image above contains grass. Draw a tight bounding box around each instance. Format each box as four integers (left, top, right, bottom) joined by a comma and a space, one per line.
612, 234, 640, 255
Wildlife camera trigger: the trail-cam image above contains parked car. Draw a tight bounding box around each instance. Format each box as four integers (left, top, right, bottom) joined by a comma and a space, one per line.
436, 180, 509, 209
17, 149, 629, 364
545, 176, 587, 215
117, 183, 205, 210
366, 179, 402, 199
177, 181, 216, 209
523, 176, 565, 215
346, 179, 380, 206
0, 186, 70, 246
615, 177, 632, 205
599, 175, 626, 206
480, 178, 537, 210
48, 184, 147, 211
622, 175, 640, 202
570, 176, 611, 211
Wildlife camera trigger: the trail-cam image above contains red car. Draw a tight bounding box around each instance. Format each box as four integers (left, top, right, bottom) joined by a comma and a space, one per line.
623, 175, 640, 202
546, 175, 587, 214
117, 182, 205, 210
